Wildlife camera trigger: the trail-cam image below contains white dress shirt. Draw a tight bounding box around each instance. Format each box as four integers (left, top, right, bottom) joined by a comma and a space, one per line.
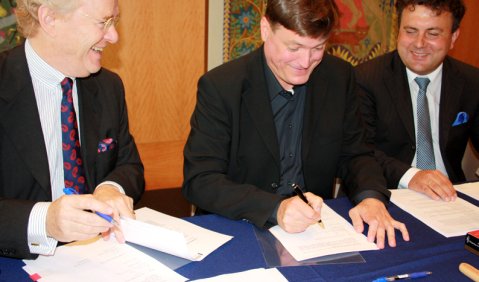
24, 40, 124, 255
399, 65, 448, 188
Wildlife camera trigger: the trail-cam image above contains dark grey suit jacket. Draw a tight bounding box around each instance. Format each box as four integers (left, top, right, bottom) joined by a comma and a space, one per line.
355, 50, 479, 188
0, 45, 145, 259
183, 47, 390, 228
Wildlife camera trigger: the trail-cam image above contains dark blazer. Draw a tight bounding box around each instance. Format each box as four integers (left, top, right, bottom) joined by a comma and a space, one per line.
183, 47, 389, 228
355, 50, 479, 188
0, 45, 145, 259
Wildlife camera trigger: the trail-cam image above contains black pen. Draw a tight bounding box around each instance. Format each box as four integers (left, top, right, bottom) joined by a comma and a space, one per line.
292, 183, 325, 229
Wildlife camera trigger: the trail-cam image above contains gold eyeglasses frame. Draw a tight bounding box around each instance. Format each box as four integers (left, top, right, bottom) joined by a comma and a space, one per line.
80, 11, 120, 32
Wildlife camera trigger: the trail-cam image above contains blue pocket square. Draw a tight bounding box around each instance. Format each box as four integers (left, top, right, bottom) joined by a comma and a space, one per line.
452, 112, 468, 126
97, 138, 117, 153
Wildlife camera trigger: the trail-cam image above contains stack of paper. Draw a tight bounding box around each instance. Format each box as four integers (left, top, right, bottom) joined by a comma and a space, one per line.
455, 182, 479, 201
122, 207, 233, 261
23, 207, 233, 281
269, 204, 378, 261
23, 237, 187, 282
390, 189, 479, 237
190, 268, 288, 281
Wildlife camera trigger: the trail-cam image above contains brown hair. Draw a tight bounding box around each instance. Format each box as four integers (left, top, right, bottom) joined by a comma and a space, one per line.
265, 0, 338, 38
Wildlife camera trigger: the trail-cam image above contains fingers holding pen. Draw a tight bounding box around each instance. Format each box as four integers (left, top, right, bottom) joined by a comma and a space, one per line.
277, 193, 323, 233
46, 194, 116, 243
304, 192, 323, 213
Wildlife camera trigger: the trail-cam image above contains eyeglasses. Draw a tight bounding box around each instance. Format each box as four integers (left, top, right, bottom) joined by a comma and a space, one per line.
80, 12, 120, 32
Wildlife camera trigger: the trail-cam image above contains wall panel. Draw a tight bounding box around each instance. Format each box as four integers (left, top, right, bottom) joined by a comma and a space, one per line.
99, 0, 477, 190
102, 1, 207, 189
449, 0, 479, 67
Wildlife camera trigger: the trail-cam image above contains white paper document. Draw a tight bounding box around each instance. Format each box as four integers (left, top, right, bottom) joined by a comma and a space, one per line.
390, 189, 479, 237
190, 268, 288, 282
122, 207, 233, 261
455, 182, 479, 201
269, 204, 378, 261
23, 237, 187, 282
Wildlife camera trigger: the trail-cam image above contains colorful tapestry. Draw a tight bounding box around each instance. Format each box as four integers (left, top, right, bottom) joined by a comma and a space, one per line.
0, 0, 22, 52
223, 0, 398, 66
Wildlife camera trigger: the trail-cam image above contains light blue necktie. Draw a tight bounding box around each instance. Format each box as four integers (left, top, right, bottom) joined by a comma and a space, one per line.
415, 77, 435, 170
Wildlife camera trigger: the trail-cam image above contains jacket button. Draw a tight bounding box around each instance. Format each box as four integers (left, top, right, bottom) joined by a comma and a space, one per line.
271, 182, 279, 191
411, 145, 416, 150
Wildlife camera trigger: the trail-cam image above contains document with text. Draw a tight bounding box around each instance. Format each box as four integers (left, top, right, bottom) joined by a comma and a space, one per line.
455, 182, 479, 201
190, 268, 288, 282
390, 189, 479, 237
122, 207, 233, 261
269, 204, 378, 261
23, 237, 187, 282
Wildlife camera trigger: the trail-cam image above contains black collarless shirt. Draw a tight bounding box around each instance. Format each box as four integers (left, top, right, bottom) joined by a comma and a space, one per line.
264, 64, 306, 197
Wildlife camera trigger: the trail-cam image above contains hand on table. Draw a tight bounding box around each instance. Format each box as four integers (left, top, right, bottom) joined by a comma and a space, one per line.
349, 198, 409, 249
408, 170, 456, 201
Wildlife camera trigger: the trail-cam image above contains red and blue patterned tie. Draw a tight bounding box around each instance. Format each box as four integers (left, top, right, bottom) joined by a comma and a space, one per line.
61, 78, 87, 194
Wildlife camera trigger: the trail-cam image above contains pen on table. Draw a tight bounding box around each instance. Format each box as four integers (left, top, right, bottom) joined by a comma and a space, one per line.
62, 187, 120, 227
291, 183, 325, 229
372, 271, 432, 282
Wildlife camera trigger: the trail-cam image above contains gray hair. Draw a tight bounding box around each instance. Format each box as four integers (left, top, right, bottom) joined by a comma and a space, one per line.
16, 0, 80, 37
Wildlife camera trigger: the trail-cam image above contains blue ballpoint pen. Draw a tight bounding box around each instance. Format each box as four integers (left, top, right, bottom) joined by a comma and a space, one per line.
372, 271, 432, 282
63, 187, 120, 226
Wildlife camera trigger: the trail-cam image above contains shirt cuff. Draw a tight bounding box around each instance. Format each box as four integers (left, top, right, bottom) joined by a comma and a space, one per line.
95, 181, 126, 195
352, 189, 390, 206
266, 202, 280, 227
28, 202, 58, 256
399, 167, 421, 189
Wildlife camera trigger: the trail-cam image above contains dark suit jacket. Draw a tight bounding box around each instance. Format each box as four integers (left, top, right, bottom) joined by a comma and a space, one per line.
0, 45, 145, 259
182, 47, 390, 228
355, 51, 479, 188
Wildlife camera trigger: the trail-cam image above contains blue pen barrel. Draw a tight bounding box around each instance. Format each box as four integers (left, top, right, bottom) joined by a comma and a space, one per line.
408, 272, 432, 279
62, 188, 117, 225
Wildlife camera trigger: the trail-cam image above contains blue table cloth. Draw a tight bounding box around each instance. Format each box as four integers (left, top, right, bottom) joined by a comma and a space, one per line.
1, 194, 478, 281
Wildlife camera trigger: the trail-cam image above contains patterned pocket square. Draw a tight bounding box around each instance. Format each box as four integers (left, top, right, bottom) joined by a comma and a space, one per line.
452, 112, 469, 126
98, 138, 117, 153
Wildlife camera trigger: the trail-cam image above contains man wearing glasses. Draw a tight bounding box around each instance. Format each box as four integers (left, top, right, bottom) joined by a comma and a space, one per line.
0, 0, 144, 259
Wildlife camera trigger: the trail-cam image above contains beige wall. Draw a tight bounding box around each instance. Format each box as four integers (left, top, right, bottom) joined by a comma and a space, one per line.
102, 0, 207, 190
208, 0, 224, 70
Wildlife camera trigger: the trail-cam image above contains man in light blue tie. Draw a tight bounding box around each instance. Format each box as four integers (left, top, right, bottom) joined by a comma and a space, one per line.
355, 0, 479, 201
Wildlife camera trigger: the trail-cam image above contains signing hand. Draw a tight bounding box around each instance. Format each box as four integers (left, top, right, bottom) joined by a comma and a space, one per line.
349, 198, 409, 249
277, 192, 322, 233
46, 194, 116, 242
93, 184, 135, 242
408, 170, 456, 201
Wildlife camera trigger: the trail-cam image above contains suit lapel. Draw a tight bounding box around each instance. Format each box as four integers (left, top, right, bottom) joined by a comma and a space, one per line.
438, 58, 463, 149
242, 49, 280, 166
385, 53, 416, 142
0, 46, 51, 195
76, 76, 100, 191
302, 68, 328, 158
